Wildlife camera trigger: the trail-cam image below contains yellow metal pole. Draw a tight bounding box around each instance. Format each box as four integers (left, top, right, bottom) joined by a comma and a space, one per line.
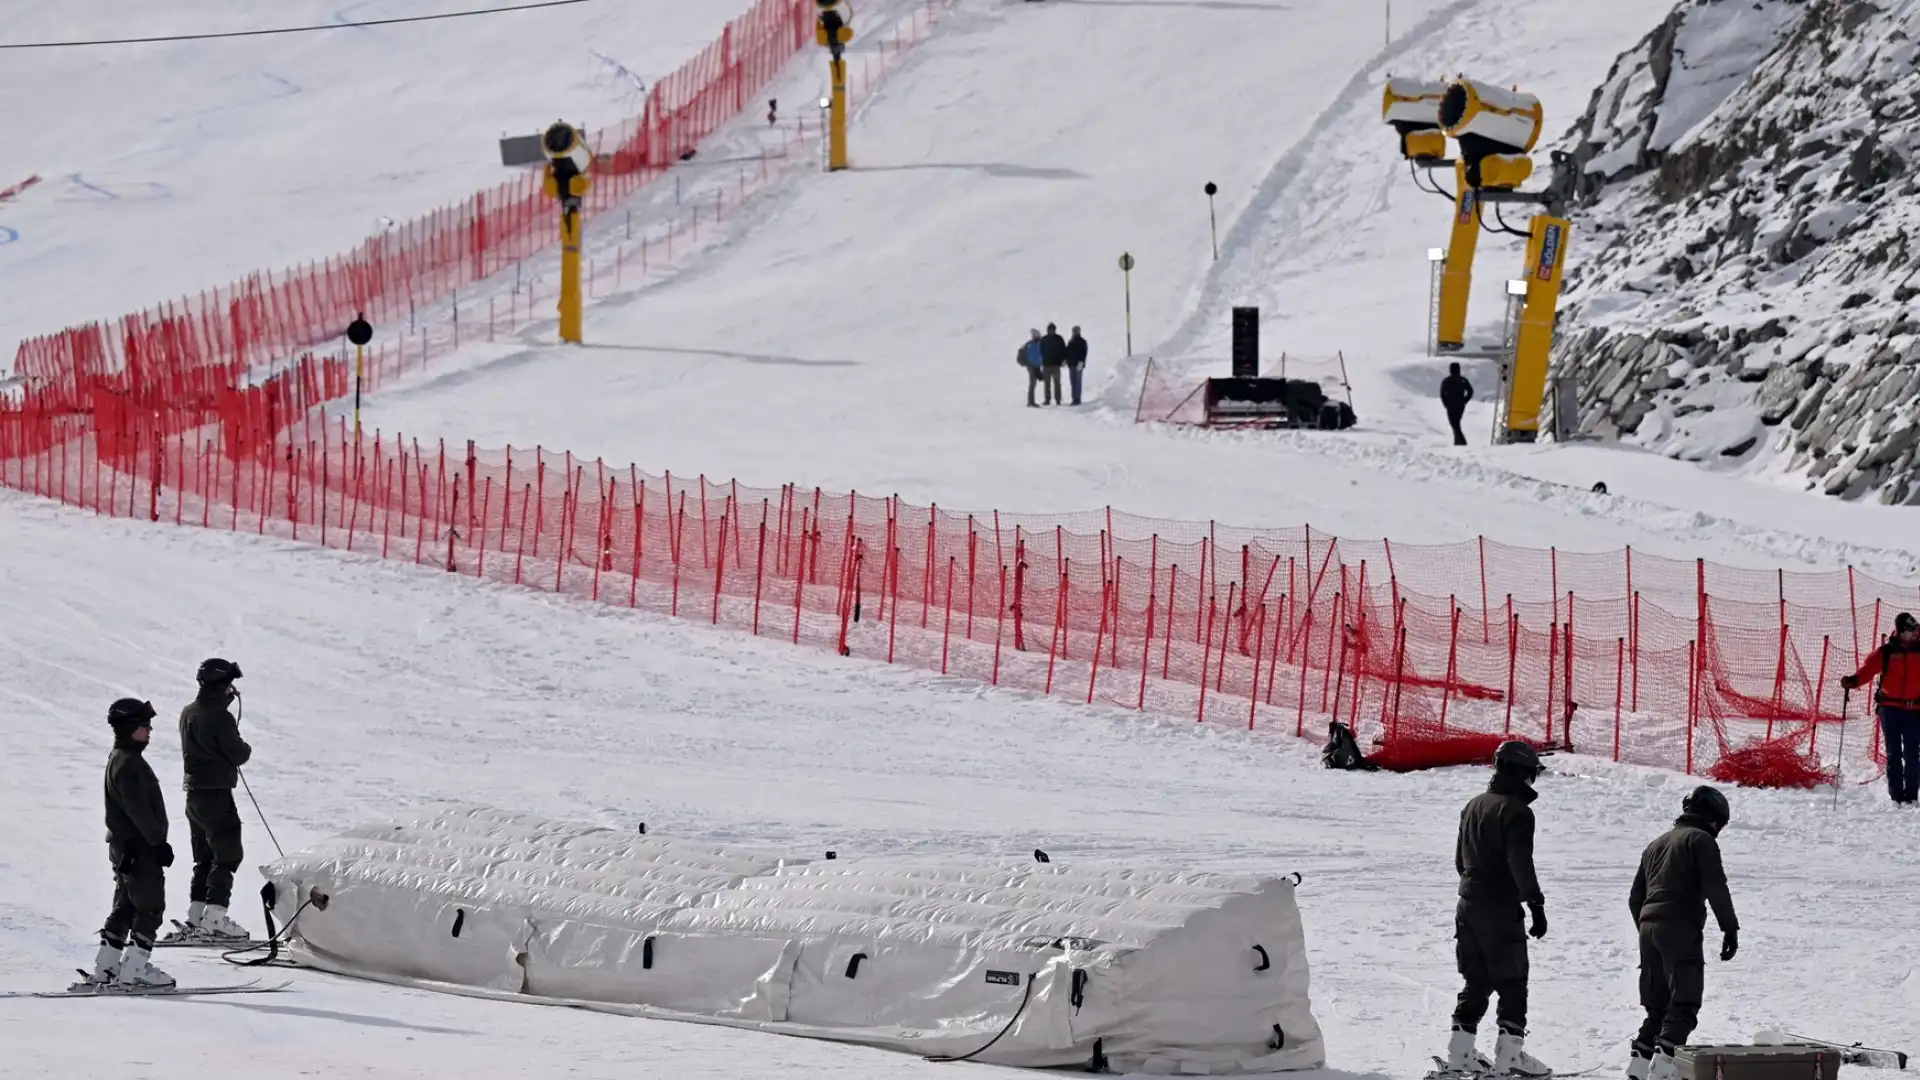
828, 56, 849, 171
1436, 160, 1481, 352
558, 206, 583, 344
1502, 214, 1571, 441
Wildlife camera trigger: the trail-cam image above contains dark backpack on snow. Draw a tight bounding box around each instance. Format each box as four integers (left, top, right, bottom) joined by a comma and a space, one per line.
1322, 720, 1379, 771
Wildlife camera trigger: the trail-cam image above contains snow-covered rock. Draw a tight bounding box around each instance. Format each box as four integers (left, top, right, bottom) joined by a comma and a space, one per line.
1552, 0, 1920, 503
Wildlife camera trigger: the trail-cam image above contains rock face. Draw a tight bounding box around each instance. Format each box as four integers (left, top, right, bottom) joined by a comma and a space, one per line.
1550, 0, 1920, 504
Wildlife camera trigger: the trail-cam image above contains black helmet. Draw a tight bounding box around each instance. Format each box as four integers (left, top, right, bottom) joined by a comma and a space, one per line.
1493, 740, 1543, 780
1682, 784, 1731, 829
1897, 612, 1918, 635
197, 658, 243, 686
107, 698, 156, 729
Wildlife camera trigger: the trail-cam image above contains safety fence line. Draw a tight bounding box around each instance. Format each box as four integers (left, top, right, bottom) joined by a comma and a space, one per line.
0, 400, 1898, 788
6, 0, 823, 410
307, 0, 960, 397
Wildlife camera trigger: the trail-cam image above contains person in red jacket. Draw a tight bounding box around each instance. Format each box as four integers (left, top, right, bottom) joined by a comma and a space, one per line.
1841, 611, 1920, 805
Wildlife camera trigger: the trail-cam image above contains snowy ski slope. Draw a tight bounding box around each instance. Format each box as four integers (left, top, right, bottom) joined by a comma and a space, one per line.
1, 492, 1915, 1078
0, 0, 752, 352
331, 0, 1920, 582
4, 0, 1920, 1075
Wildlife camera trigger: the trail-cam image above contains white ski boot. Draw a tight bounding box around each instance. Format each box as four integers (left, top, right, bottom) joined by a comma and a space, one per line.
1648, 1050, 1680, 1080
1431, 1028, 1496, 1078
1494, 1028, 1553, 1079
191, 904, 249, 943
186, 901, 206, 928
1628, 1042, 1656, 1080
78, 939, 123, 987
114, 945, 176, 990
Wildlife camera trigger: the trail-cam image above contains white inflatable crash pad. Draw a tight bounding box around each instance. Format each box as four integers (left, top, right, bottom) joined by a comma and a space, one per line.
262, 804, 1325, 1075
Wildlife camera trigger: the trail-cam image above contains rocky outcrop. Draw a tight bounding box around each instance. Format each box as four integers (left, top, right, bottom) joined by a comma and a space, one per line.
1549, 0, 1920, 503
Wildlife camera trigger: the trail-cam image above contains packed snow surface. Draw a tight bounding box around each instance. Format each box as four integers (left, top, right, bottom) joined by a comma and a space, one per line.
0, 0, 753, 353
2, 493, 1915, 1077
5, 0, 1920, 1076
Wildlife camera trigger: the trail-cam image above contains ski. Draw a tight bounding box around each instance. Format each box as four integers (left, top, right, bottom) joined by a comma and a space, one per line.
0, 977, 291, 1000
154, 936, 267, 950
1755, 1032, 1908, 1070
1427, 1060, 1609, 1080
157, 919, 260, 949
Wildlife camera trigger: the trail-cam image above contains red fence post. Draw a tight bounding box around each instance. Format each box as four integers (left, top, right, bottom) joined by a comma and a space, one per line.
711, 502, 730, 625
1247, 603, 1266, 730
992, 562, 1006, 686
790, 507, 809, 644
752, 501, 768, 634
1088, 573, 1111, 705
1504, 605, 1518, 734
1197, 590, 1218, 723
1613, 636, 1625, 762
1811, 635, 1830, 759
1686, 638, 1704, 774
631, 474, 647, 608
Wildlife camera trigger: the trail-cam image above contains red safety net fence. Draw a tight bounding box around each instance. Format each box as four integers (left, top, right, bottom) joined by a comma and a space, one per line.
0, 394, 1901, 789
0, 0, 1895, 788
7, 0, 818, 416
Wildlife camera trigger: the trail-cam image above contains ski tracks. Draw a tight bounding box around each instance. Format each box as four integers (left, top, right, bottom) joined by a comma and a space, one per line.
1102, 0, 1487, 408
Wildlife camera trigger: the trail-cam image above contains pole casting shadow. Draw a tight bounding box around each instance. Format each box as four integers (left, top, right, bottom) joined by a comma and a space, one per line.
579, 343, 859, 368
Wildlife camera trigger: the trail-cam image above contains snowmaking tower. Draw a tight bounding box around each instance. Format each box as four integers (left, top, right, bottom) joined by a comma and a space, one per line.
1383, 76, 1571, 443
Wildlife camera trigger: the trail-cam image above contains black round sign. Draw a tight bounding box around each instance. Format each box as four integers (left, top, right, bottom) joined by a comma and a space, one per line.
1204, 182, 1218, 196
346, 315, 373, 346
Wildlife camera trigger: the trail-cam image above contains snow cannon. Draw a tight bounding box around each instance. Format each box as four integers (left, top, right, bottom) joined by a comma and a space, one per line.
815, 0, 853, 170
539, 121, 592, 345
1381, 77, 1450, 162
814, 0, 854, 56
1440, 79, 1543, 190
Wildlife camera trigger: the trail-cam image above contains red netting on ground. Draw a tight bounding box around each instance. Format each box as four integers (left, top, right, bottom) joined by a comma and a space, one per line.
1134, 359, 1209, 424
0, 392, 1903, 790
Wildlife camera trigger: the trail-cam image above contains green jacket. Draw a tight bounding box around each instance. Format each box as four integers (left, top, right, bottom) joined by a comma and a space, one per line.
179, 692, 252, 790
106, 740, 169, 850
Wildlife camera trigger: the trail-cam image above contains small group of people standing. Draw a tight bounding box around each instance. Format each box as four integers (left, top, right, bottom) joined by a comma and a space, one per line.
1018, 323, 1090, 407
1444, 741, 1739, 1080
93, 658, 256, 990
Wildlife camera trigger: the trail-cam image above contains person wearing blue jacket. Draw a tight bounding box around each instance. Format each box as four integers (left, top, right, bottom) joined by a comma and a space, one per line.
1021, 330, 1046, 407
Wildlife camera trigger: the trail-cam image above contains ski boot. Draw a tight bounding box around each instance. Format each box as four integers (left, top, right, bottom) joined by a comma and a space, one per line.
69, 936, 125, 991
1647, 1047, 1680, 1080
1627, 1041, 1656, 1080
160, 902, 209, 945
1493, 1026, 1553, 1079
114, 944, 176, 990
190, 904, 251, 944
1430, 1027, 1496, 1078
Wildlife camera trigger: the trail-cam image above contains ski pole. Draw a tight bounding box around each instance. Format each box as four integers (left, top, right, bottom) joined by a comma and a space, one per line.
1832, 686, 1850, 811
238, 768, 285, 859
229, 690, 285, 858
